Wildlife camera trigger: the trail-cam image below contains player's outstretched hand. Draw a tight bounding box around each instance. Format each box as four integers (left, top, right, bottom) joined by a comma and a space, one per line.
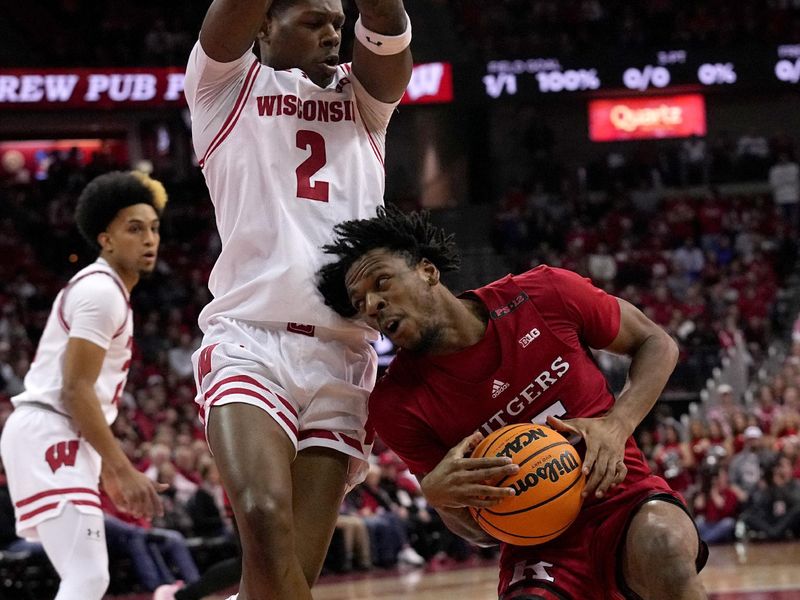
420, 432, 519, 509
102, 463, 169, 519
547, 415, 628, 500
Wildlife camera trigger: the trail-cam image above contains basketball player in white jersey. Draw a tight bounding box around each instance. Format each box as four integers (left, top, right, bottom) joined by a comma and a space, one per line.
183, 0, 411, 597
0, 171, 168, 600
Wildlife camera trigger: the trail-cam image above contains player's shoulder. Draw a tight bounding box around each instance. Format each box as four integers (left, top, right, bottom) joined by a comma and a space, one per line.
513, 264, 564, 283
512, 265, 590, 292
370, 355, 424, 412
187, 39, 258, 74
67, 267, 128, 304
473, 265, 555, 298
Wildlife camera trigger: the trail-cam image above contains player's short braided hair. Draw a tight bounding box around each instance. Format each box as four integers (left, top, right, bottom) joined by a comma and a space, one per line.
75, 171, 167, 250
317, 205, 461, 318
268, 0, 298, 16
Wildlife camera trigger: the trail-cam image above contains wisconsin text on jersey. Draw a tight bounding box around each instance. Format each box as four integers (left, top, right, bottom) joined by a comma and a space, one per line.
256, 95, 356, 123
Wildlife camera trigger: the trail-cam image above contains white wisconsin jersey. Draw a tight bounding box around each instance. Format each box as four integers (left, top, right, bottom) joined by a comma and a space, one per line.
185, 41, 398, 335
12, 258, 133, 424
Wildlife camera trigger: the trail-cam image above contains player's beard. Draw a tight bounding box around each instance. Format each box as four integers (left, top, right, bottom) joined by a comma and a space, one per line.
408, 326, 443, 355
138, 267, 156, 280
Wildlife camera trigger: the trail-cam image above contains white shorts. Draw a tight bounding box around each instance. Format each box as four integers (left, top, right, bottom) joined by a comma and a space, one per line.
192, 318, 378, 486
0, 405, 103, 540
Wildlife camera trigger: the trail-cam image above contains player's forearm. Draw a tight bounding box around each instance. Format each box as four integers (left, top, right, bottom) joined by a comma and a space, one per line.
354, 0, 407, 34
437, 506, 499, 548
200, 0, 272, 62
62, 383, 131, 473
609, 331, 679, 437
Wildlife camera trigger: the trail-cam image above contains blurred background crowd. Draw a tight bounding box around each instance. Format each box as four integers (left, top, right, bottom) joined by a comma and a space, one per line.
4, 0, 800, 65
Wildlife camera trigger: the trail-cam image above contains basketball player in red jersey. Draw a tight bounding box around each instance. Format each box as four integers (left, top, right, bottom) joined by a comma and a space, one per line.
317, 207, 708, 600
185, 0, 411, 598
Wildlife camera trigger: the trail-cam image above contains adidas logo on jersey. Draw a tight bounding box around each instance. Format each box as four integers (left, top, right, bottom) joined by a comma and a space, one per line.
492, 379, 509, 398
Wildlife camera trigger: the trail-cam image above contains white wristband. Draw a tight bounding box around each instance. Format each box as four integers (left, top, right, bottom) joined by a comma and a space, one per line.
354, 12, 412, 56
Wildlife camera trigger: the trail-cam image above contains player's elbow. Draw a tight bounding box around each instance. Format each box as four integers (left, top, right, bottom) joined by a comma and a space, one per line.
60, 379, 93, 413
470, 536, 500, 548
656, 328, 680, 369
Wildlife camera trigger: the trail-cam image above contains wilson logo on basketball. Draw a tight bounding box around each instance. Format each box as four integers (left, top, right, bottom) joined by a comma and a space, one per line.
509, 450, 580, 496
496, 427, 548, 458
45, 440, 80, 474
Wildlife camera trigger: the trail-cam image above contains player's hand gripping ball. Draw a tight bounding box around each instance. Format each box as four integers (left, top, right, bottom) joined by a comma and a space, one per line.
469, 424, 585, 545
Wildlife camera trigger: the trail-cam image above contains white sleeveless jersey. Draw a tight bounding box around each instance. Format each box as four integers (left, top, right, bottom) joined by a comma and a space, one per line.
12, 258, 133, 424
184, 41, 398, 336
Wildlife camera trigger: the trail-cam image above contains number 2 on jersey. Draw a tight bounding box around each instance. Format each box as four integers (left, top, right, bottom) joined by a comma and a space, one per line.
296, 130, 329, 202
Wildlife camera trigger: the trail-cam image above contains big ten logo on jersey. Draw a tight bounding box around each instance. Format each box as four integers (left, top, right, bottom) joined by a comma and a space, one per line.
45, 440, 80, 474
479, 359, 570, 435
510, 560, 555, 586
518, 327, 541, 348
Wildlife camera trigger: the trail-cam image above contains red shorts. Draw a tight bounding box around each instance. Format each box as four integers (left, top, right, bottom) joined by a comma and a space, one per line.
497, 475, 707, 600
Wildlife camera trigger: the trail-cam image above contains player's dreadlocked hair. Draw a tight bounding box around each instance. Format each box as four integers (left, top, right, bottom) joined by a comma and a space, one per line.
75, 171, 167, 250
318, 205, 461, 318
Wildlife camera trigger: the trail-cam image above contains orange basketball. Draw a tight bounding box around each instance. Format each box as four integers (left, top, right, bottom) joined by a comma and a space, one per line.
469, 423, 585, 546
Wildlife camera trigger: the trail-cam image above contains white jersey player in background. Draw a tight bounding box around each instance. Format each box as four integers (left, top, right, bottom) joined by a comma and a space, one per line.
184, 0, 412, 597
0, 171, 168, 600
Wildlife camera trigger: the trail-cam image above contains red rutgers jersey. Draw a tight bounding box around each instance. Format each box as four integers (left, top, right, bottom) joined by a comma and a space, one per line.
370, 266, 679, 598
370, 266, 655, 482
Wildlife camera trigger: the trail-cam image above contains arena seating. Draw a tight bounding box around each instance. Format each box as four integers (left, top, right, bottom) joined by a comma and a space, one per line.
0, 122, 798, 596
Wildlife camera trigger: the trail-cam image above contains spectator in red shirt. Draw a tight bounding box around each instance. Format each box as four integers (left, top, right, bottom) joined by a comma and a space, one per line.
682, 284, 708, 323
653, 421, 694, 493
754, 385, 782, 434
691, 464, 744, 544
706, 384, 739, 432
697, 192, 726, 244
688, 419, 711, 468
665, 196, 697, 242
731, 411, 751, 455
773, 409, 800, 452
642, 284, 675, 326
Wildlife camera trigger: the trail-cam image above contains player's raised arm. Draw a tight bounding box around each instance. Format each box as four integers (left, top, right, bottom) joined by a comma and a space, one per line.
199, 0, 274, 63
352, 0, 413, 103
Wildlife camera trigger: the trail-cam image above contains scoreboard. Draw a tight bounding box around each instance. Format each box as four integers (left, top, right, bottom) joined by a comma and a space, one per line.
481, 45, 800, 98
